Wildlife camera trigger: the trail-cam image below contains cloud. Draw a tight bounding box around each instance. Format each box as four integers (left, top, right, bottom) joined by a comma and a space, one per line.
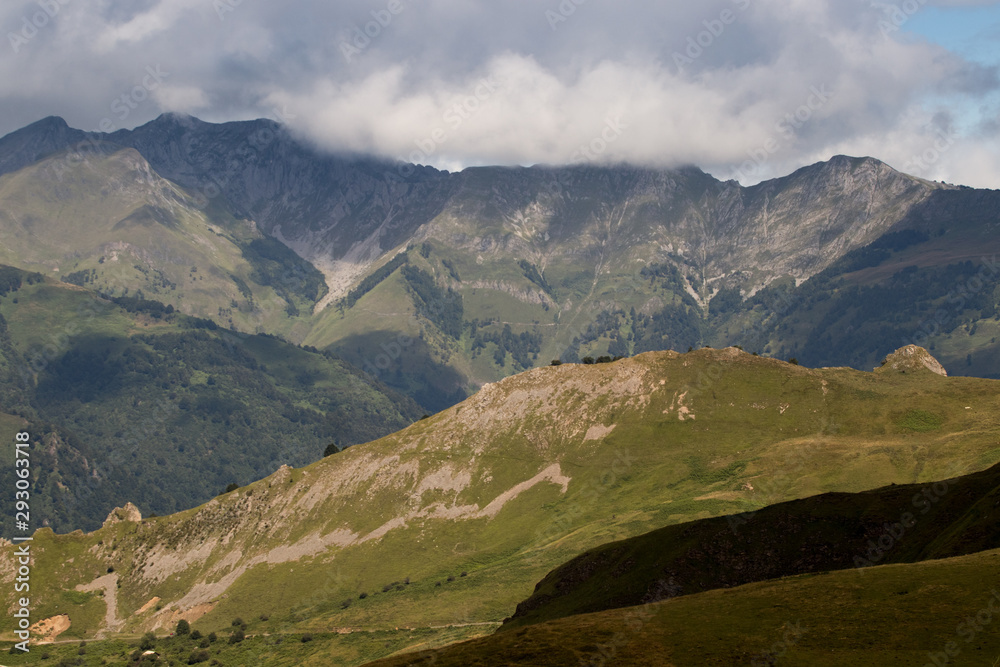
153, 84, 209, 114
0, 0, 998, 187
93, 0, 205, 53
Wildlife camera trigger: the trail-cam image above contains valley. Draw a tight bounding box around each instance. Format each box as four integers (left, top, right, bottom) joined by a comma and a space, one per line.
0, 267, 421, 533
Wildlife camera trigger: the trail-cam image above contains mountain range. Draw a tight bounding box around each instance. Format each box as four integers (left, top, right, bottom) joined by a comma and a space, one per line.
1, 114, 999, 416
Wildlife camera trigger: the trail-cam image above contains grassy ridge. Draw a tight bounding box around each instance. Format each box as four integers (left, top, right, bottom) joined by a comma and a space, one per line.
365, 548, 1000, 667
504, 461, 1000, 629
2, 348, 999, 661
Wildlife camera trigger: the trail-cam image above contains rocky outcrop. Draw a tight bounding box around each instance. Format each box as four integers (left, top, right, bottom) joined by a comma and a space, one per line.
874, 345, 947, 376
102, 502, 142, 529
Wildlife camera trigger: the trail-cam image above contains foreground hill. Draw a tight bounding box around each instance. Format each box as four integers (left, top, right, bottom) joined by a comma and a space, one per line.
0, 268, 421, 533
2, 116, 1000, 411
365, 548, 1000, 667
505, 460, 1000, 629
1, 346, 998, 663
5, 473, 998, 666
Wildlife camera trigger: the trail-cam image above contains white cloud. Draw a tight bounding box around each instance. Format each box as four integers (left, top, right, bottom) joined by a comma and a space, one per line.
153, 84, 209, 114
93, 0, 207, 53
0, 0, 998, 187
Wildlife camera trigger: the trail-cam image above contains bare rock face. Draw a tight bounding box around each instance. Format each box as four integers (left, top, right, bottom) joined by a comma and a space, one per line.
102, 502, 142, 529
874, 345, 947, 376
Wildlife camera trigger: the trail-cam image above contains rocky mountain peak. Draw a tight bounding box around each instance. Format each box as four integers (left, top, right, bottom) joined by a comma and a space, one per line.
29, 115, 70, 131
828, 154, 881, 168
874, 345, 947, 376
0, 115, 86, 178
140, 112, 208, 130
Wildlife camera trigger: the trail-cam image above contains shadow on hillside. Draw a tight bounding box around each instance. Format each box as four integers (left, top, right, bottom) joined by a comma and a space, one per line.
332, 330, 469, 413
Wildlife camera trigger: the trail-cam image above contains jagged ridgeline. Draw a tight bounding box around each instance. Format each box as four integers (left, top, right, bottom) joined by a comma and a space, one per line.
0, 269, 422, 534
2, 116, 1000, 414
2, 347, 999, 664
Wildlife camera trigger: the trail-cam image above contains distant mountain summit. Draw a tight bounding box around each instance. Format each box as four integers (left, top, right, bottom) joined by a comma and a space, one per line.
0, 115, 86, 176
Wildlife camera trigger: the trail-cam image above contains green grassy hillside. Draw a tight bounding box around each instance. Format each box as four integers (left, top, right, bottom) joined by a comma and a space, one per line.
6, 551, 996, 666
0, 269, 421, 533
2, 346, 998, 664
364, 548, 1000, 667
0, 623, 495, 667
0, 146, 327, 339
505, 460, 1000, 629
